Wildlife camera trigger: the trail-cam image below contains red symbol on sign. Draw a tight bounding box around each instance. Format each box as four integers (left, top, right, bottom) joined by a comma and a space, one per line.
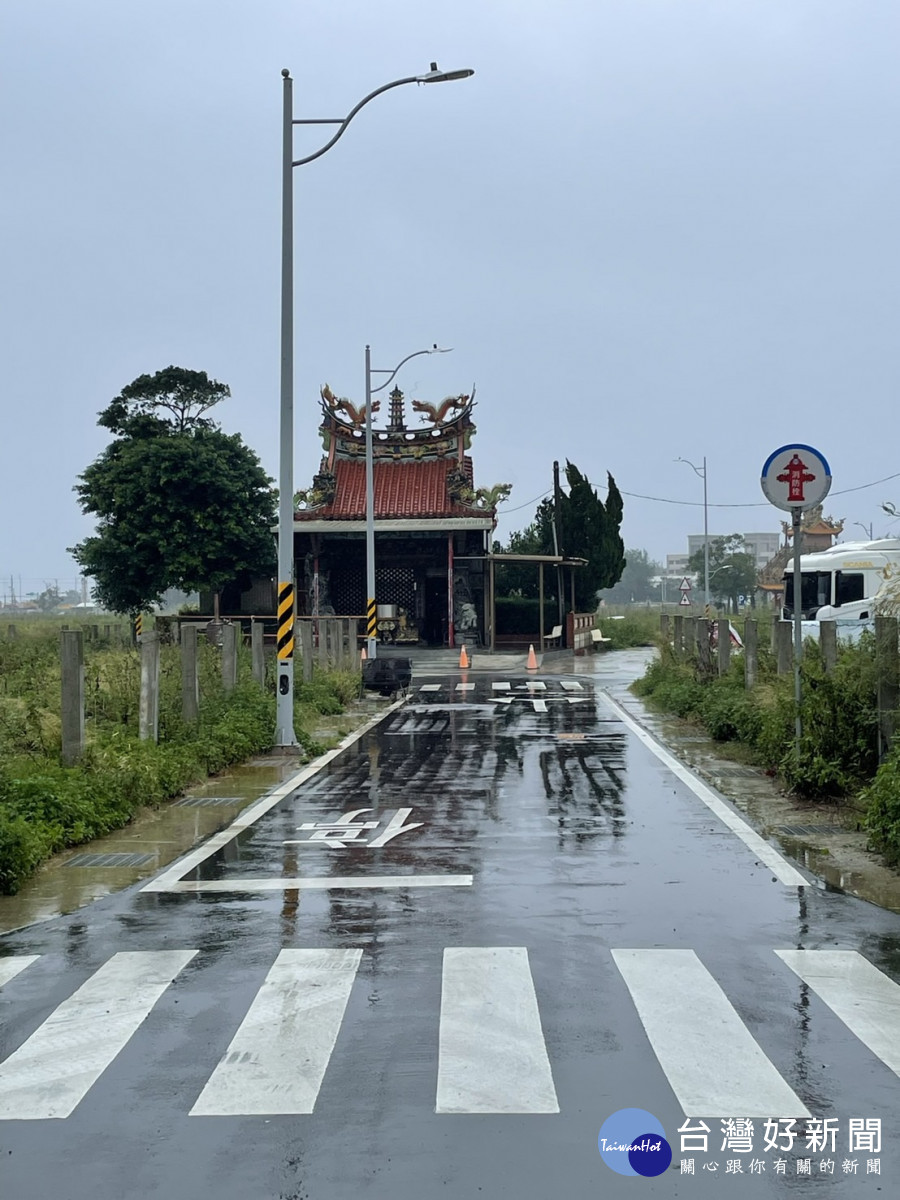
776, 453, 816, 502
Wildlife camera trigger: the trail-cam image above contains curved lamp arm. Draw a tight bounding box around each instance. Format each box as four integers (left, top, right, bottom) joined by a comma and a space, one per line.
290, 65, 474, 168
371, 346, 452, 393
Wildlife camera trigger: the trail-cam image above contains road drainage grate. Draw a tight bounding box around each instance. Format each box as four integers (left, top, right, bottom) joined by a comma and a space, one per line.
65, 852, 157, 868
776, 824, 845, 837
172, 795, 245, 808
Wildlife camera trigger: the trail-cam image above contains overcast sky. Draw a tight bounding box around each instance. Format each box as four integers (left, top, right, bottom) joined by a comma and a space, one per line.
3, 0, 900, 598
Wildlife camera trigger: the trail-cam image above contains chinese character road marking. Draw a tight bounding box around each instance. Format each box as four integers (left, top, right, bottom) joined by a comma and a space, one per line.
285, 807, 423, 849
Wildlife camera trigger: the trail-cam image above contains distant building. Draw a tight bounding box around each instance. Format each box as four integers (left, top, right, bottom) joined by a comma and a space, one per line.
666, 554, 690, 577
683, 532, 780, 570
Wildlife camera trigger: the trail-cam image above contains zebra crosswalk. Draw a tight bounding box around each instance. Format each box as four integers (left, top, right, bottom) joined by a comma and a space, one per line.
1, 947, 898, 1120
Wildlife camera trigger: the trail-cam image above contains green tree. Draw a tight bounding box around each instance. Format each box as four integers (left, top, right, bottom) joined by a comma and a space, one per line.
688, 534, 757, 612
559, 463, 625, 609
598, 548, 662, 604
70, 367, 276, 614
35, 585, 62, 612
494, 463, 625, 610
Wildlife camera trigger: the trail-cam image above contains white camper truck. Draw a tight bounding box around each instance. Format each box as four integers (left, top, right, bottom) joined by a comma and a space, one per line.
781, 538, 900, 626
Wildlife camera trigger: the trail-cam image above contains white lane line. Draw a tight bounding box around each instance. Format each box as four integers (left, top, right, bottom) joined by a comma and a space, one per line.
517, 682, 547, 691
532, 699, 548, 713
0, 950, 197, 1120
601, 691, 807, 887
143, 695, 408, 892
565, 697, 589, 705
0, 957, 39, 988
157, 874, 473, 893
559, 681, 584, 692
419, 684, 441, 692
775, 950, 900, 1076
455, 683, 476, 692
612, 949, 809, 1119
491, 682, 511, 691
436, 947, 559, 1114
191, 949, 361, 1116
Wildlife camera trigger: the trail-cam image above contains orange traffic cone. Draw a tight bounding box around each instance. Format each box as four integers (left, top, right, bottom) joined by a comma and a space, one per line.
360, 645, 367, 663
459, 643, 469, 669
526, 644, 538, 670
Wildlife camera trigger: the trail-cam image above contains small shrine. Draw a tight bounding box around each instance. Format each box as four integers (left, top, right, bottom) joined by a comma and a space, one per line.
757, 505, 845, 602
292, 383, 510, 646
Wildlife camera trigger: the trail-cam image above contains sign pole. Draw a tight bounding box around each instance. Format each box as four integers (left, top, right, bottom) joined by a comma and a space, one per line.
792, 507, 803, 764
760, 442, 832, 772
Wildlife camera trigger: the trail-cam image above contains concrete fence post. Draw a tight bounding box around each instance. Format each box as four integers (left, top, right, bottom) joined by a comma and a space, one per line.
717, 618, 730, 675
317, 621, 330, 671
659, 614, 671, 645
672, 614, 684, 660
139, 631, 160, 742
181, 625, 199, 723
744, 619, 758, 691
60, 630, 85, 766
682, 616, 697, 661
222, 623, 237, 694
299, 620, 314, 682
875, 615, 899, 763
7, 624, 16, 640
251, 620, 265, 686
820, 621, 838, 675
696, 619, 712, 674
775, 621, 792, 674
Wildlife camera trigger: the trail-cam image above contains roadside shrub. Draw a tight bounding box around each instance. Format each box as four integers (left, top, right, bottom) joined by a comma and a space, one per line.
600, 613, 658, 649
863, 747, 900, 864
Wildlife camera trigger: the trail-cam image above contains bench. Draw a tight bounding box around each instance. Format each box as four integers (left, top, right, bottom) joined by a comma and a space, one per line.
545, 624, 563, 648
591, 627, 612, 651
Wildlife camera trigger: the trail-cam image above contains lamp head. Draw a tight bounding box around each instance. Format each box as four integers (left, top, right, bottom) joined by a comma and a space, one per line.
428, 344, 453, 353
417, 63, 475, 83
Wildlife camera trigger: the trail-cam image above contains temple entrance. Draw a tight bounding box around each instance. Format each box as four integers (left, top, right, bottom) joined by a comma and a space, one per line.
423, 576, 449, 646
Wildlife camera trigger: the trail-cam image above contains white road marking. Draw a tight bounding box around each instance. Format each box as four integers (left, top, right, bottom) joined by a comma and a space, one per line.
156, 875, 473, 893
455, 683, 476, 692
0, 950, 197, 1120
775, 950, 900, 1075
143, 696, 408, 892
516, 682, 547, 691
191, 949, 361, 1116
491, 681, 511, 691
602, 692, 807, 887
612, 949, 810, 1118
436, 947, 559, 1114
0, 957, 39, 988
532, 699, 548, 713
559, 681, 584, 692
565, 697, 589, 705
419, 684, 441, 692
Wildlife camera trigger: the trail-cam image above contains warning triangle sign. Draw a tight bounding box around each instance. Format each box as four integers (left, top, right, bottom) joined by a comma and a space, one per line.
679, 593, 691, 606
679, 576, 692, 591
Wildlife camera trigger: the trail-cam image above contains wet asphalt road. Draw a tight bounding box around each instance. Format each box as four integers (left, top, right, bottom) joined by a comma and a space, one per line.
2, 666, 900, 1199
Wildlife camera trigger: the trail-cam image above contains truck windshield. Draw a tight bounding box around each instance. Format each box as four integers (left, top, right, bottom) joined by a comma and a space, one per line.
783, 571, 831, 617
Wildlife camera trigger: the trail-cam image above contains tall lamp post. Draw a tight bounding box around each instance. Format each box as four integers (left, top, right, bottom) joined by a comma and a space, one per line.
853, 521, 874, 541
275, 63, 474, 746
364, 345, 452, 660
677, 456, 710, 617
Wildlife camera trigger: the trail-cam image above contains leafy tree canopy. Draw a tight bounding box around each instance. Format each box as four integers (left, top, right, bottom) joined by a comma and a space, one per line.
494, 462, 625, 610
688, 534, 758, 611
70, 367, 276, 614
598, 548, 662, 604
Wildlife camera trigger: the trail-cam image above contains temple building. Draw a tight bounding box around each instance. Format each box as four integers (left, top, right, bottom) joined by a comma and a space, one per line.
757, 505, 844, 604
292, 383, 510, 646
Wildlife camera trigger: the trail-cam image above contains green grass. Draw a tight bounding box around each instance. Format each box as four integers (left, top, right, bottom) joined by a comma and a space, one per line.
0, 623, 361, 893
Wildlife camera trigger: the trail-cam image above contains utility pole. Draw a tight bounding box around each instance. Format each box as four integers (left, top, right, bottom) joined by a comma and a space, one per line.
552, 461, 565, 630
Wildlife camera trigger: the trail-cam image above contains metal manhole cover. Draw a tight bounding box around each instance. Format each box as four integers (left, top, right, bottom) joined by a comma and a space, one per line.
172, 795, 245, 807
65, 852, 157, 868
776, 824, 844, 837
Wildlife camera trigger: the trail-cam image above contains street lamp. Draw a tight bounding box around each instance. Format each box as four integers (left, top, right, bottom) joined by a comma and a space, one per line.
364, 345, 452, 660
853, 521, 874, 541
676, 456, 710, 617
275, 63, 474, 746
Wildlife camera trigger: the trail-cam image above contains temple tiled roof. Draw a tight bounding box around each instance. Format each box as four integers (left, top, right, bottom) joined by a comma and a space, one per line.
296, 458, 477, 521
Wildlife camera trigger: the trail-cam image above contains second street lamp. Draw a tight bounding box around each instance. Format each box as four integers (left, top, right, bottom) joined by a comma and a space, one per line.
275, 63, 474, 746
677, 455, 710, 617
364, 345, 452, 660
